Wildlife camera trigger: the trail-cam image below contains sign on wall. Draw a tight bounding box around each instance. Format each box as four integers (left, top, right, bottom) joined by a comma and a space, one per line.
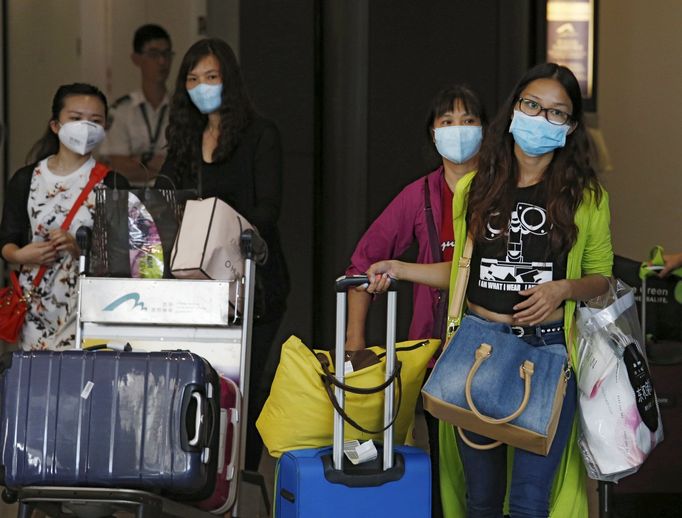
546, 0, 597, 111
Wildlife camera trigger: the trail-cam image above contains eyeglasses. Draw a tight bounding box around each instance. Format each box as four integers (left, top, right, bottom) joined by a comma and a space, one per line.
517, 98, 572, 126
140, 49, 175, 61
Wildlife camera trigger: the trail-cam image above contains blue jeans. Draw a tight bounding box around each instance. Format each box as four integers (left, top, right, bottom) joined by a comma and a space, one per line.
455, 316, 577, 518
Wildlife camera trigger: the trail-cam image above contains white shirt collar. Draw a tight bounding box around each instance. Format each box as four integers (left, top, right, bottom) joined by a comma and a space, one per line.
130, 90, 170, 110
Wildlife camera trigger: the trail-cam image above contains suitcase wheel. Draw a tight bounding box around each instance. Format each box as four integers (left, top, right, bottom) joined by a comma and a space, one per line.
2, 488, 17, 504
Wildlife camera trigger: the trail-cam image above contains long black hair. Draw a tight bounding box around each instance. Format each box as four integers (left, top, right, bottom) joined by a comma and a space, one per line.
467, 63, 600, 254
165, 38, 255, 185
26, 83, 108, 164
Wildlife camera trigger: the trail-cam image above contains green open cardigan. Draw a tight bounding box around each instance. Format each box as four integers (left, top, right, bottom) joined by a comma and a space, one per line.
439, 171, 613, 518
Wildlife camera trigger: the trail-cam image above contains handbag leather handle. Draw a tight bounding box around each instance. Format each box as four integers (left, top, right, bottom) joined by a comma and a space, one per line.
10, 271, 24, 298
464, 343, 535, 425
456, 427, 502, 450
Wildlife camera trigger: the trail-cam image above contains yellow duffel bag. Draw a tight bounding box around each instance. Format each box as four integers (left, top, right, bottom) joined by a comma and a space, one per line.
256, 335, 439, 457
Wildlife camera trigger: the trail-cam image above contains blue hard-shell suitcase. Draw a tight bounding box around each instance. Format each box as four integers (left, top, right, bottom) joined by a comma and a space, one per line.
274, 276, 431, 517
0, 349, 220, 498
276, 444, 430, 517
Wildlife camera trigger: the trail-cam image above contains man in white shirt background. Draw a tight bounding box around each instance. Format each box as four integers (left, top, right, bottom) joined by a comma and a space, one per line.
99, 24, 173, 185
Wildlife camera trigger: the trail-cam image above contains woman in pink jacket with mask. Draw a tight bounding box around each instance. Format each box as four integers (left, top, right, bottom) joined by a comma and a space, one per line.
344, 84, 487, 518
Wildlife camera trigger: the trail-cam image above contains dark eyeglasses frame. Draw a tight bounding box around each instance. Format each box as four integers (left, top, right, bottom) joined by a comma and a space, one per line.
517, 97, 573, 126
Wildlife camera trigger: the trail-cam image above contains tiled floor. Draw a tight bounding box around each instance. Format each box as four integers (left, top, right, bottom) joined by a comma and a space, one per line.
0, 502, 16, 518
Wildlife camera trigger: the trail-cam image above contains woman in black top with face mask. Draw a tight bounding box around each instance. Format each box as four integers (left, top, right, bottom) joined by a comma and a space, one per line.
158, 38, 290, 474
365, 63, 613, 517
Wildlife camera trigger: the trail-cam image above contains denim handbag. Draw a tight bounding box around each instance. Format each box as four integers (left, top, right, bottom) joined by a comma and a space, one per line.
421, 236, 570, 455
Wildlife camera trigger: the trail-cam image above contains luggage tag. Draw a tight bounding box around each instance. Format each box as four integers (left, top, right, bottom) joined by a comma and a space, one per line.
81, 381, 95, 400
343, 439, 378, 465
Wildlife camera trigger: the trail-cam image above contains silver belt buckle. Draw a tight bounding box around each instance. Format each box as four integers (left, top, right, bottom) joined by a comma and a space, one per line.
511, 325, 525, 337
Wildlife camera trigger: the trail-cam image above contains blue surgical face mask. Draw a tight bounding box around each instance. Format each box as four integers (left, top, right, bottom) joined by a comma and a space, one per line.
508, 110, 570, 157
434, 125, 483, 164
187, 83, 223, 114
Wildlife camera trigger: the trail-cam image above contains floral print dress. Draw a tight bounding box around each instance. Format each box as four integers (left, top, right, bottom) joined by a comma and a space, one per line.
18, 157, 99, 350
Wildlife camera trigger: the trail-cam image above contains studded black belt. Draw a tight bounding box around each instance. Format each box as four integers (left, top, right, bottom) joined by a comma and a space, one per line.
510, 323, 564, 337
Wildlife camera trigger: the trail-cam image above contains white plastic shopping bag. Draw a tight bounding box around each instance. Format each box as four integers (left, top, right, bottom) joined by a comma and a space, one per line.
576, 279, 663, 482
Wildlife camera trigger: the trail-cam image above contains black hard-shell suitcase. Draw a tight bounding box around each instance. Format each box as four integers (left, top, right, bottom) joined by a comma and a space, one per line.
0, 349, 220, 499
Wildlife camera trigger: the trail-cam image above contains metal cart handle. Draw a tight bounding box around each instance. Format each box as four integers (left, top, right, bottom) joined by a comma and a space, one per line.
240, 229, 268, 264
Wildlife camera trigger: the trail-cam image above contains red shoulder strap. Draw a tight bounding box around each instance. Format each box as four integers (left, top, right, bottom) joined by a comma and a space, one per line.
60, 162, 109, 231
31, 162, 110, 288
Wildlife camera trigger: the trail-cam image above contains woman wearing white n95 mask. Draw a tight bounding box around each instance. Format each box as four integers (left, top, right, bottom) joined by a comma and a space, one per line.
344, 84, 487, 518
159, 38, 290, 476
0, 83, 128, 350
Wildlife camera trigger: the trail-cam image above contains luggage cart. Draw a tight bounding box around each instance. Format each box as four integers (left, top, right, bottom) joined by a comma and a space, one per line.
4, 230, 265, 518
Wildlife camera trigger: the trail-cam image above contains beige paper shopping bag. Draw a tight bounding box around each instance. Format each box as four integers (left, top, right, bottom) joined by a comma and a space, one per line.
171, 197, 254, 315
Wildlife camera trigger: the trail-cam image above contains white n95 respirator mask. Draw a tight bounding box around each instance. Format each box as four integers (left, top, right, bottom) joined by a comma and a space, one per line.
58, 120, 106, 155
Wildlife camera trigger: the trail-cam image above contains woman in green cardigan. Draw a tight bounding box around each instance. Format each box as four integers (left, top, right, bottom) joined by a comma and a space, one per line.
366, 63, 612, 517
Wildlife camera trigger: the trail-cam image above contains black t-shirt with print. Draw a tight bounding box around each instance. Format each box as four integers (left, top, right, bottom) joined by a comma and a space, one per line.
467, 182, 567, 314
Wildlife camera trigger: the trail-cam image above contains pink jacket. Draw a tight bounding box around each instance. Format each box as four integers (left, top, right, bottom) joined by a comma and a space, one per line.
346, 167, 446, 340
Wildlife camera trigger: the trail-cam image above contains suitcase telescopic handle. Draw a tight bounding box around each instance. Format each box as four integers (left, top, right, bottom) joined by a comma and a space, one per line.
335, 274, 398, 292
334, 275, 399, 472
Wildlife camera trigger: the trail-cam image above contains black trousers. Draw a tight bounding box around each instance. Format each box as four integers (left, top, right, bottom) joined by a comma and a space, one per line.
244, 316, 283, 472
424, 370, 443, 518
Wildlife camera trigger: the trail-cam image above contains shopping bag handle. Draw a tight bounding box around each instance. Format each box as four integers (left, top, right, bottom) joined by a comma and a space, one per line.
464, 343, 535, 425
319, 360, 403, 435
319, 355, 402, 395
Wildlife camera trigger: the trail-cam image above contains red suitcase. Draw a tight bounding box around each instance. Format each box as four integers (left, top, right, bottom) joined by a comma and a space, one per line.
197, 376, 242, 513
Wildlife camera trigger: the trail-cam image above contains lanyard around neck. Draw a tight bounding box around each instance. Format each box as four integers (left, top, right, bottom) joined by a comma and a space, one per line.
139, 103, 168, 149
